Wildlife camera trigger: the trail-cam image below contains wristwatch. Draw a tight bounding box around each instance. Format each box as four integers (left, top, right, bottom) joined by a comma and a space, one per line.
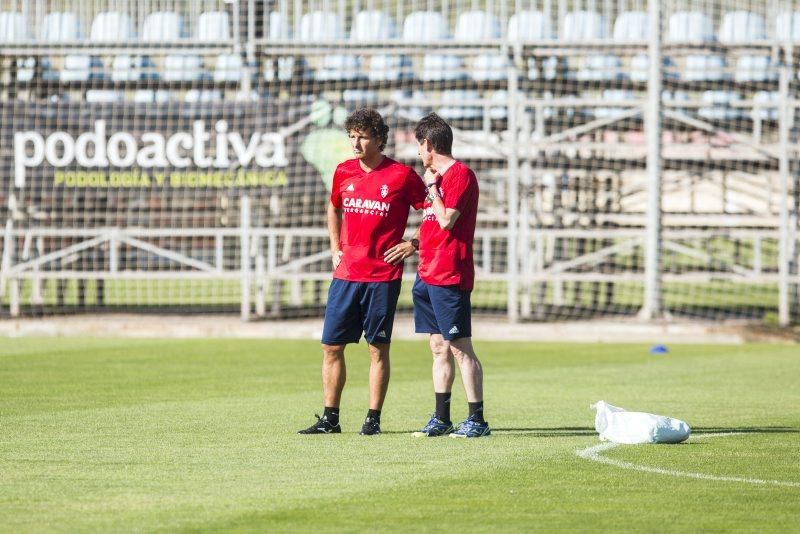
410, 238, 419, 250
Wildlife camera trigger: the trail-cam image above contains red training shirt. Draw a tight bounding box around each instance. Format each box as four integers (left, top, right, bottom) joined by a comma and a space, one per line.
416, 160, 479, 291
330, 157, 426, 282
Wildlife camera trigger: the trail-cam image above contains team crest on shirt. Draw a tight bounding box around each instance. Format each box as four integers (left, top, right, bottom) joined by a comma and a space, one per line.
380, 184, 388, 198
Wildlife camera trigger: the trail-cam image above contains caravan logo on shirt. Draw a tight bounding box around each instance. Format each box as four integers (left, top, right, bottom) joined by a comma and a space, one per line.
342, 197, 391, 216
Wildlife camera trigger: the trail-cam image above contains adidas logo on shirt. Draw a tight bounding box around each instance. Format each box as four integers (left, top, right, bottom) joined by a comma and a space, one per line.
377, 330, 387, 338
346, 183, 355, 191
448, 325, 460, 335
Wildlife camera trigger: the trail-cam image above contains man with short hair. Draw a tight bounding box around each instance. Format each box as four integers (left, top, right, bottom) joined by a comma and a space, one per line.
298, 108, 426, 436
410, 113, 490, 438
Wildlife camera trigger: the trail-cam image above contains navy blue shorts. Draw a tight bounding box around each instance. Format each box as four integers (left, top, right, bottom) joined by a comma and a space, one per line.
412, 275, 472, 340
321, 278, 402, 345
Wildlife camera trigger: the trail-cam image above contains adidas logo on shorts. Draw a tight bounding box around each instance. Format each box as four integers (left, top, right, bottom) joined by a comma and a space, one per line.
448, 325, 459, 335
377, 330, 387, 338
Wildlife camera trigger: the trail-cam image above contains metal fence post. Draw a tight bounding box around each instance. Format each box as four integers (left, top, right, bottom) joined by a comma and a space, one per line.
641, 0, 664, 320
240, 195, 251, 321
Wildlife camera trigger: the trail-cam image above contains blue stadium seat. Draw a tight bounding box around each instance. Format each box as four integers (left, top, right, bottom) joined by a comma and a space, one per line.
507, 10, 556, 80
719, 12, 774, 82
301, 11, 362, 80
561, 11, 621, 81
404, 11, 463, 81
351, 11, 410, 82
456, 11, 508, 81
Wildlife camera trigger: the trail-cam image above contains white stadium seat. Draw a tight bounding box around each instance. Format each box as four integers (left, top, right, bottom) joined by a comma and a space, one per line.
91, 11, 135, 41
719, 11, 766, 43
668, 11, 725, 81
0, 12, 34, 81
753, 91, 779, 120
214, 53, 244, 82
698, 90, 742, 121
405, 11, 463, 81
613, 11, 648, 41
438, 90, 482, 120
301, 11, 361, 80
508, 11, 556, 80
196, 11, 231, 41
264, 12, 295, 81
142, 11, 184, 41
456, 11, 508, 81
0, 11, 30, 41
351, 11, 409, 82
561, 11, 620, 80
775, 12, 800, 41
594, 90, 636, 119
718, 12, 774, 82
667, 11, 715, 42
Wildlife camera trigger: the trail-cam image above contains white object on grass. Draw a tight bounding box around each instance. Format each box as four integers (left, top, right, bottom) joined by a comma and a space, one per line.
592, 400, 691, 444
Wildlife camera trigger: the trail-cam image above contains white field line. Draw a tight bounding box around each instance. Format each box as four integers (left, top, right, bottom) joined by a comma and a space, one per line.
577, 432, 800, 488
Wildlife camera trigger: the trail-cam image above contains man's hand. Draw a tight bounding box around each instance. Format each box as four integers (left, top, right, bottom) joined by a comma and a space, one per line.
424, 167, 439, 185
331, 249, 343, 269
383, 241, 415, 265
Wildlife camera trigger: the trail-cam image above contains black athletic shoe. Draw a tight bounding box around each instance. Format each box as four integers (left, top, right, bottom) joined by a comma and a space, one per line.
359, 416, 381, 436
298, 414, 341, 434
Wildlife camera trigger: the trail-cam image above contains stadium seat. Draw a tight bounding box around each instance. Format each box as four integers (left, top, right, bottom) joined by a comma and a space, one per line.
456, 11, 508, 81
613, 11, 648, 41
667, 11, 715, 42
39, 11, 81, 41
560, 11, 621, 81
698, 90, 742, 120
775, 12, 800, 41
668, 12, 725, 81
718, 12, 774, 82
134, 90, 171, 103
163, 55, 205, 81
301, 11, 361, 80
684, 55, 727, 81
214, 53, 244, 82
185, 89, 223, 102
196, 11, 231, 41
438, 89, 482, 120
264, 12, 296, 81
507, 10, 556, 80
719, 11, 766, 42
0, 11, 30, 41
142, 11, 185, 41
91, 11, 135, 41
351, 11, 409, 81
0, 12, 34, 81
404, 11, 463, 81
753, 91, 779, 120
593, 90, 636, 119
86, 90, 124, 103
37, 13, 95, 82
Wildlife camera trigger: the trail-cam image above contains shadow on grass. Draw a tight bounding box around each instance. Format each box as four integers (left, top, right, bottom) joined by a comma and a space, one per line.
380, 426, 799, 437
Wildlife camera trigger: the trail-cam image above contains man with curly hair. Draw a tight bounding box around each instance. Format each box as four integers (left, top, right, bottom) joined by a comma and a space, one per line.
299, 108, 426, 436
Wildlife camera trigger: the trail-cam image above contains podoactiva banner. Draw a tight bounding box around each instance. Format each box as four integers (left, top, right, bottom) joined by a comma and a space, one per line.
0, 98, 356, 228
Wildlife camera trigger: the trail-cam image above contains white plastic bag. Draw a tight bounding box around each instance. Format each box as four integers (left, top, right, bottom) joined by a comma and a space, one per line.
592, 400, 691, 444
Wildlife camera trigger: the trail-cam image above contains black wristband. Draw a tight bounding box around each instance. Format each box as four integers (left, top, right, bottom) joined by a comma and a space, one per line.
410, 238, 419, 250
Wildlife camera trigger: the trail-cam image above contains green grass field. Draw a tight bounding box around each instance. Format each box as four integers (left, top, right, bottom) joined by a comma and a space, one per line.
2, 338, 799, 531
